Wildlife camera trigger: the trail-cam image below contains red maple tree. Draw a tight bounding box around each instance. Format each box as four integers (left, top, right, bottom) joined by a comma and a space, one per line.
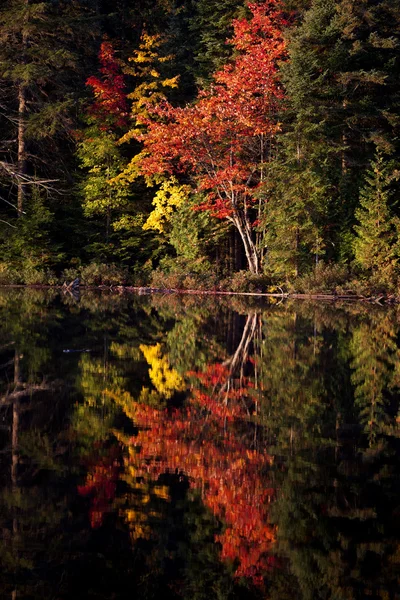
135, 1, 287, 273
86, 40, 128, 130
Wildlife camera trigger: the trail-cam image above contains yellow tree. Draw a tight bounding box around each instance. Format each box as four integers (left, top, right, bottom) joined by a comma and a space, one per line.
110, 33, 187, 236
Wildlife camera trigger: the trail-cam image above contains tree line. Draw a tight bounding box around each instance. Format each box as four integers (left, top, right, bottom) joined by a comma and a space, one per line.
0, 0, 399, 291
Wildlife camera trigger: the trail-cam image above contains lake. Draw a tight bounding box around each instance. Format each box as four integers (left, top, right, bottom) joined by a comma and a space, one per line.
0, 288, 399, 599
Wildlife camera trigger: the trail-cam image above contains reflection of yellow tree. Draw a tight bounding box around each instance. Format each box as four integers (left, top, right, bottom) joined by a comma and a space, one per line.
139, 343, 185, 399
117, 442, 170, 543
95, 338, 187, 543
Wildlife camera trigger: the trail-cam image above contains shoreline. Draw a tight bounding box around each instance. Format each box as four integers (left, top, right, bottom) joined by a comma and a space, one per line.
0, 283, 397, 304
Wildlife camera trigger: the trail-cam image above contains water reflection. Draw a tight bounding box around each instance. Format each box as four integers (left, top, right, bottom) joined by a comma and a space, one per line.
0, 289, 399, 599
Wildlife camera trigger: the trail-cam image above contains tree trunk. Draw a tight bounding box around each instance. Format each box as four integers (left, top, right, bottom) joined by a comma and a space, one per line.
294, 227, 299, 278
17, 0, 29, 215
342, 98, 348, 176
231, 212, 260, 274
17, 84, 28, 215
12, 349, 21, 571
234, 228, 243, 271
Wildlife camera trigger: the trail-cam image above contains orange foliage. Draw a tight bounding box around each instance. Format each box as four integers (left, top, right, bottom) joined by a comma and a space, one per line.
135, 1, 287, 220
127, 359, 275, 584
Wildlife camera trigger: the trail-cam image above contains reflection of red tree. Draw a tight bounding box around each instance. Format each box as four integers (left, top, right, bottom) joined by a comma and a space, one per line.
78, 447, 120, 529
130, 337, 275, 585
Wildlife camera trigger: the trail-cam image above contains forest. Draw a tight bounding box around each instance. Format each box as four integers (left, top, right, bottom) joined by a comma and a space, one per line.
1, 0, 399, 294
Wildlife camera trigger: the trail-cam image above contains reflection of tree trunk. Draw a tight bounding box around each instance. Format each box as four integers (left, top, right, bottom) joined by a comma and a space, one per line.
224, 312, 257, 374
12, 350, 21, 487
1, 383, 52, 406
221, 312, 258, 402
252, 317, 263, 425
226, 311, 243, 354
293, 313, 297, 361
12, 399, 19, 489
12, 350, 21, 568
102, 335, 109, 416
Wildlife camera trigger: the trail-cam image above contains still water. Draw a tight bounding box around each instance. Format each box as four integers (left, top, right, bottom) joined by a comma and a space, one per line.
0, 288, 399, 599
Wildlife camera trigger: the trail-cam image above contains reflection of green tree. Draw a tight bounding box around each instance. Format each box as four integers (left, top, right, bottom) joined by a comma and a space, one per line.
0, 385, 81, 598
151, 295, 228, 375
256, 305, 400, 600
350, 311, 400, 444
269, 438, 400, 600
255, 307, 329, 453
0, 289, 61, 387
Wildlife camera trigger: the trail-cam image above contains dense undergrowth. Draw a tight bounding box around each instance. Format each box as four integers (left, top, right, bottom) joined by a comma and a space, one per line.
0, 260, 397, 299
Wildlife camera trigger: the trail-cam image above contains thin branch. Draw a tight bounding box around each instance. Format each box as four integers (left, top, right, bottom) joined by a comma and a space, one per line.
0, 195, 26, 214
0, 219, 17, 228
0, 160, 61, 194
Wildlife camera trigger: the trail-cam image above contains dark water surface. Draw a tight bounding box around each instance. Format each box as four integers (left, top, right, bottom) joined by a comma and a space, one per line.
0, 288, 399, 600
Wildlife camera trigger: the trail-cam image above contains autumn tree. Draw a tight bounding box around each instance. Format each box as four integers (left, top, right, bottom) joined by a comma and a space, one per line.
109, 32, 184, 271
78, 40, 130, 257
123, 1, 287, 274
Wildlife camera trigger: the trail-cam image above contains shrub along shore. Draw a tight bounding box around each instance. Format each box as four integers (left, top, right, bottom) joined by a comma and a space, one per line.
1, 266, 399, 305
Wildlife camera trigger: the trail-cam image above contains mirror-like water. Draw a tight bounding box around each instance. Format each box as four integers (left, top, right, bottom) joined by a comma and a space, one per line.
0, 289, 399, 600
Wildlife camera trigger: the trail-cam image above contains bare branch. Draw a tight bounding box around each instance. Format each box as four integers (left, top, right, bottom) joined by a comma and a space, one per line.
0, 218, 17, 228
0, 160, 60, 194
0, 195, 26, 214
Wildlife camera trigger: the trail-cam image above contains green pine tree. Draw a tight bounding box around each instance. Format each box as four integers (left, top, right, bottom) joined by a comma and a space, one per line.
190, 0, 246, 84
353, 151, 400, 286
280, 0, 400, 263
0, 0, 98, 212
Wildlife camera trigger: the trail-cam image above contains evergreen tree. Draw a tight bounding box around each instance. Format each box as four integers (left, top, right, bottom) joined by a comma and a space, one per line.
261, 149, 330, 280
280, 0, 400, 264
353, 151, 400, 285
279, 0, 350, 261
336, 0, 400, 156
190, 0, 247, 84
0, 0, 98, 213
164, 0, 246, 102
